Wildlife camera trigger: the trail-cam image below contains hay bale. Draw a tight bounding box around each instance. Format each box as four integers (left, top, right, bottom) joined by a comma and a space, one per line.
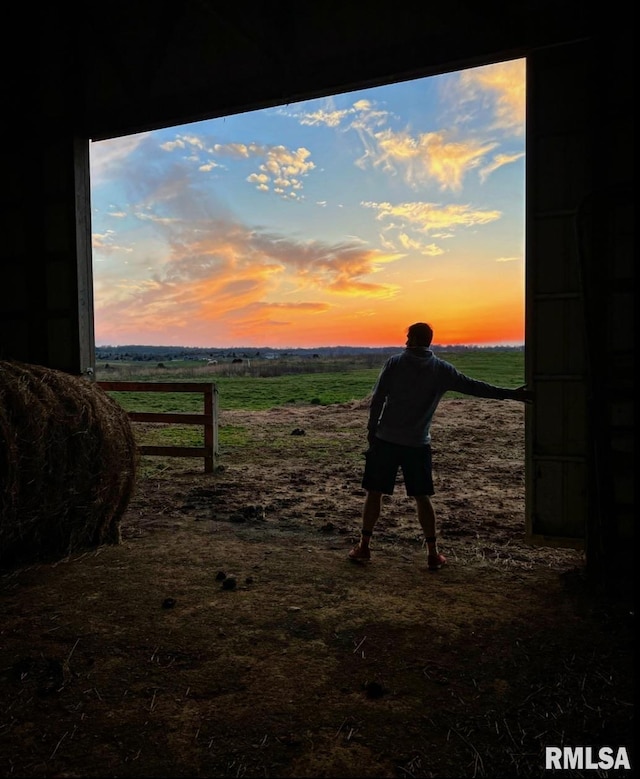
0, 360, 138, 567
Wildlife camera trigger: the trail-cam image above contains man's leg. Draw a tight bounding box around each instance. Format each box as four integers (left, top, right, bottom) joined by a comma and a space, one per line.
360, 490, 382, 547
414, 494, 446, 569
415, 494, 436, 544
349, 490, 382, 561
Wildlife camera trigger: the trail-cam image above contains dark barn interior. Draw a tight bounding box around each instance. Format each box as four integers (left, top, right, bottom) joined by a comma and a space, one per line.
0, 3, 634, 777
2, 0, 633, 590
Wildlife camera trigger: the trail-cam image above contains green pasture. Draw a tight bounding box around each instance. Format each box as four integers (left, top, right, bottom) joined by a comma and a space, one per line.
98, 350, 524, 413
97, 350, 524, 454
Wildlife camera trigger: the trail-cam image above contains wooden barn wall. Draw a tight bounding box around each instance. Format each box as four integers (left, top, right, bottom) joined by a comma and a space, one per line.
525, 37, 633, 593
0, 22, 94, 375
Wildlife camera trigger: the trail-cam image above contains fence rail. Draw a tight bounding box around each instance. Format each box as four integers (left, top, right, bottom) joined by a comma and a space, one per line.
97, 381, 219, 473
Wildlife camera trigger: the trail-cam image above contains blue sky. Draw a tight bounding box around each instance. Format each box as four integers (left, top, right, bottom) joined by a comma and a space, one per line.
90, 57, 526, 348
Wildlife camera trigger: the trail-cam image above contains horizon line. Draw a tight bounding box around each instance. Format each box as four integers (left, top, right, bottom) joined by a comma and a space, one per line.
95, 343, 525, 350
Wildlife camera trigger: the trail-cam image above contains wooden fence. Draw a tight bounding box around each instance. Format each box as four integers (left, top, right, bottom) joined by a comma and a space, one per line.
97, 381, 219, 473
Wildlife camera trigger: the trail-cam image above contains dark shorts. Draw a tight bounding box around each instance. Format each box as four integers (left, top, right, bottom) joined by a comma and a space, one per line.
362, 438, 434, 497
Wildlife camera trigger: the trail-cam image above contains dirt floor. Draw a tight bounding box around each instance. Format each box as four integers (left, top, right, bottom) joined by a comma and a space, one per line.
0, 399, 634, 778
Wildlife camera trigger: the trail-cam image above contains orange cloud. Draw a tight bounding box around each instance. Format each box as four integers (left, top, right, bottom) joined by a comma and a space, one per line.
457, 59, 526, 134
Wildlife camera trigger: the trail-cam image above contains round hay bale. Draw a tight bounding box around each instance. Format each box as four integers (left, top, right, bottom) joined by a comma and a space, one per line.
0, 360, 138, 567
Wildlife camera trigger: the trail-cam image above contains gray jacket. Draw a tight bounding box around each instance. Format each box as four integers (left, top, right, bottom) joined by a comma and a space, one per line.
368, 348, 520, 446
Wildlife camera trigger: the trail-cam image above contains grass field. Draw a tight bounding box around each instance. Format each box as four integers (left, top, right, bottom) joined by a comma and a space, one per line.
96, 350, 525, 453
97, 350, 525, 412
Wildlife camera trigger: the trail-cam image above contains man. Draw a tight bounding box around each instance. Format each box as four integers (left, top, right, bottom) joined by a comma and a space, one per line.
349, 322, 533, 570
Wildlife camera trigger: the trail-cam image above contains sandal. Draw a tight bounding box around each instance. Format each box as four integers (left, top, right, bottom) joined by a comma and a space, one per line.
427, 553, 446, 571
348, 543, 371, 562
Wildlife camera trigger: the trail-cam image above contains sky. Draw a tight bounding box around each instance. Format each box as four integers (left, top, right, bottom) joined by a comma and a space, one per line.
90, 57, 526, 349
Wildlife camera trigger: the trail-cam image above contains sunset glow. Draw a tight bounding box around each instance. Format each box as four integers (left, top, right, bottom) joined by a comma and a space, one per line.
90, 59, 526, 348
